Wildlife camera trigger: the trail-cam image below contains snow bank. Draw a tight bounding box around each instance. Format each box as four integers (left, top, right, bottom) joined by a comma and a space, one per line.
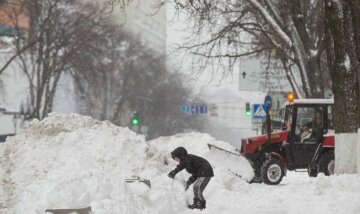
1, 113, 148, 213
1, 113, 360, 214
0, 113, 253, 213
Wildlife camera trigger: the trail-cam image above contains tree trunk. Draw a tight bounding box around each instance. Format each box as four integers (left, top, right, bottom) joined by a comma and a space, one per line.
100, 71, 108, 121
348, 0, 360, 65
291, 0, 324, 98
326, 0, 358, 133
326, 0, 359, 174
347, 0, 360, 130
343, 0, 360, 129
307, 56, 324, 98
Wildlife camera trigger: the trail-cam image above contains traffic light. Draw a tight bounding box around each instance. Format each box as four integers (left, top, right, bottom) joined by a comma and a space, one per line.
131, 112, 140, 126
245, 102, 251, 117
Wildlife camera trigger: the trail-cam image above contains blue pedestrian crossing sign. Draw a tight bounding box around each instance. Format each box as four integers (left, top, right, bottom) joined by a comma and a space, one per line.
253, 104, 267, 119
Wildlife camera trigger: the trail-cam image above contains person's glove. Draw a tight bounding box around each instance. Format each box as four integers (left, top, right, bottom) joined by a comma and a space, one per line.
167, 170, 176, 179
185, 180, 191, 191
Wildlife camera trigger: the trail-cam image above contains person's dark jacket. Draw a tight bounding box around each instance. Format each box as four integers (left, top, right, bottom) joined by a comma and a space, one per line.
169, 147, 214, 185
305, 120, 324, 142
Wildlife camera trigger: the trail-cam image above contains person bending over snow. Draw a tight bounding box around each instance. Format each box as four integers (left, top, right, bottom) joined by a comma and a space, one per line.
167, 146, 214, 210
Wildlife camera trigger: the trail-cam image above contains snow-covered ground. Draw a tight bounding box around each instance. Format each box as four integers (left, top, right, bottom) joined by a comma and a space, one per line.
1, 113, 360, 214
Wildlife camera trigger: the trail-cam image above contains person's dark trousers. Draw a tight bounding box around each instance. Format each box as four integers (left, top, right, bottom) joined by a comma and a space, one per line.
189, 177, 211, 209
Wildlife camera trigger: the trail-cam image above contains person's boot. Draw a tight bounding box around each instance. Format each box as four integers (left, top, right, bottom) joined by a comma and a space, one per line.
188, 199, 203, 210
200, 200, 206, 209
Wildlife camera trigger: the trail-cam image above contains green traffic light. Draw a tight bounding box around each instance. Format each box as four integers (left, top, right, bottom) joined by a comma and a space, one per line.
245, 102, 251, 117
132, 117, 139, 125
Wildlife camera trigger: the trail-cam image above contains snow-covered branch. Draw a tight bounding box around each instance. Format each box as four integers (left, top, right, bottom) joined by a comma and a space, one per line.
246, 0, 292, 48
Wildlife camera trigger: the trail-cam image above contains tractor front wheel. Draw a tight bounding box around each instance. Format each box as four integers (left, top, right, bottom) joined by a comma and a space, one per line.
261, 158, 284, 185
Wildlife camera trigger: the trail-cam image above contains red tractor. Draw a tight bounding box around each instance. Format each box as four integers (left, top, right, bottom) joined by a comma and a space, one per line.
240, 97, 335, 185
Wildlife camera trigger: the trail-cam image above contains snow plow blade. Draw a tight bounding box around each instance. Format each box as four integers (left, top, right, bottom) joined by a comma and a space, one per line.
45, 206, 91, 214
125, 176, 151, 188
208, 143, 253, 183
207, 144, 240, 156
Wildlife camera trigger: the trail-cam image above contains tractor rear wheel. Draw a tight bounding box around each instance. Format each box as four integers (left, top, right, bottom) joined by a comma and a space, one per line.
318, 151, 335, 176
261, 158, 284, 185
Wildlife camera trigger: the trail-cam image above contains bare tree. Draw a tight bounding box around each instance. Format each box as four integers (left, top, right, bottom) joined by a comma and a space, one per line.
154, 0, 360, 131
72, 21, 207, 138
146, 72, 207, 139
72, 26, 159, 125
151, 0, 360, 133
149, 0, 335, 98
2, 0, 112, 119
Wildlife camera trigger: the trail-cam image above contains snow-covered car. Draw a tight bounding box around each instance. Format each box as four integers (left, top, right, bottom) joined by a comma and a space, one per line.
240, 97, 335, 185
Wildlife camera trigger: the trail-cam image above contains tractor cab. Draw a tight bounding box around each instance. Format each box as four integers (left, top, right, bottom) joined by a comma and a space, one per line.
241, 95, 335, 185
281, 99, 335, 171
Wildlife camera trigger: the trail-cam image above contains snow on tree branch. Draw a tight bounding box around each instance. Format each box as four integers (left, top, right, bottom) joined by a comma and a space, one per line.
246, 0, 292, 48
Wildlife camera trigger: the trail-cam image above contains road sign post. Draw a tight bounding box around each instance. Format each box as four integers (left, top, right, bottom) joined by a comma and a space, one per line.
264, 96, 272, 144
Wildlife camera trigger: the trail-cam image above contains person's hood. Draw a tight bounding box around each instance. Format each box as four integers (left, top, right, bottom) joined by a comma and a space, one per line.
171, 147, 188, 160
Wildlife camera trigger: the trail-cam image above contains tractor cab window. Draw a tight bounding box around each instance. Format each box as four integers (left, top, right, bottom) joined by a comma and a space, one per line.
295, 106, 324, 143
284, 105, 293, 131
327, 105, 334, 132
279, 108, 287, 130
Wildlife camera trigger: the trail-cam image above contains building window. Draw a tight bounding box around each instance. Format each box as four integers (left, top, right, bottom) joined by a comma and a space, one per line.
0, 24, 20, 37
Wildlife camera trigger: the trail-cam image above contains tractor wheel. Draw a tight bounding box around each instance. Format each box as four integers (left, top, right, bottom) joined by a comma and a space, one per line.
261, 158, 284, 185
250, 172, 263, 183
307, 165, 318, 177
318, 151, 335, 176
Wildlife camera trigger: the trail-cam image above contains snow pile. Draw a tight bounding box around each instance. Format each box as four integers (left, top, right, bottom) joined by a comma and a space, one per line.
1, 113, 360, 214
1, 113, 149, 213
0, 113, 252, 214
